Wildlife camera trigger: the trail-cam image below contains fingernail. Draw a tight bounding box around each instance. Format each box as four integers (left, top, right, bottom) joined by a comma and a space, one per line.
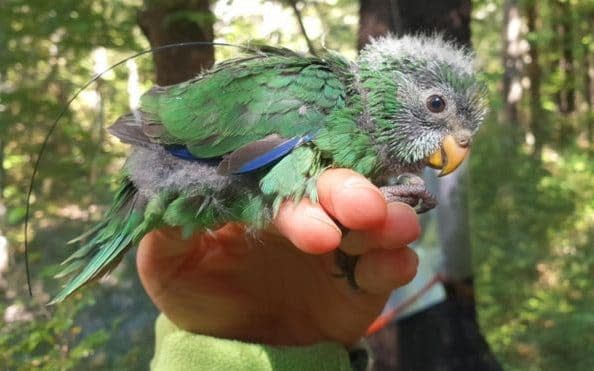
342, 178, 384, 198
399, 203, 418, 217
306, 208, 342, 235
387, 201, 418, 218
343, 177, 373, 189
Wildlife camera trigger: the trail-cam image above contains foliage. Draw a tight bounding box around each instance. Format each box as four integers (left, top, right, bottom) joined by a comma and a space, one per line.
471, 0, 594, 369
213, 0, 358, 59
0, 294, 108, 370
470, 123, 594, 370
0, 0, 157, 369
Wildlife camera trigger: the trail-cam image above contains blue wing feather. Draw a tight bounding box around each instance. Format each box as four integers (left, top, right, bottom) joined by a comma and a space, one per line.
235, 136, 304, 174
166, 145, 200, 161
166, 134, 314, 174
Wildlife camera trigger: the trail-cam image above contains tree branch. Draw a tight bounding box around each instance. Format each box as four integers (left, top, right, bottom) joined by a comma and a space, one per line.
287, 0, 317, 55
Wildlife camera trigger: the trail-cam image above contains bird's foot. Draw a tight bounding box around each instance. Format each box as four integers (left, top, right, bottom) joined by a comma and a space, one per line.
333, 249, 360, 290
332, 174, 437, 290
379, 173, 437, 214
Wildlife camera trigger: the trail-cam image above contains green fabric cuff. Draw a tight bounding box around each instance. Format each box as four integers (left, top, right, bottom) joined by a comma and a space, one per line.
150, 314, 353, 371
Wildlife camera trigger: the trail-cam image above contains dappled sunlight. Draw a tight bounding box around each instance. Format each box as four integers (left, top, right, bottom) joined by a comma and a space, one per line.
55, 204, 100, 221
541, 146, 561, 164
472, 118, 594, 369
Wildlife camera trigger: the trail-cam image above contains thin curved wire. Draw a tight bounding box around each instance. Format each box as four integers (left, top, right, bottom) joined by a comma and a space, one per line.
24, 41, 251, 296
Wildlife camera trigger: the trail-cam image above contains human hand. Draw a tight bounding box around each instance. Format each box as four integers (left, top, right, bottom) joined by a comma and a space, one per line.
137, 169, 420, 347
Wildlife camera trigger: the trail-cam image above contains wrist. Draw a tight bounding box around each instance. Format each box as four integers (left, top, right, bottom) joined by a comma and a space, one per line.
152, 314, 355, 371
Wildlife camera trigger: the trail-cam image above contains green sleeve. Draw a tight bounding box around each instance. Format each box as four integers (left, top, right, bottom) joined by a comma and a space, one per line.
150, 314, 354, 371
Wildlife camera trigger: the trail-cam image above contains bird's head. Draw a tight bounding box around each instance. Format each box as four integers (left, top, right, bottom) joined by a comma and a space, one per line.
357, 34, 488, 176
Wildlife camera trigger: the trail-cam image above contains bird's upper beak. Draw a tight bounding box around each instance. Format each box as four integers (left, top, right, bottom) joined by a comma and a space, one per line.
427, 134, 470, 176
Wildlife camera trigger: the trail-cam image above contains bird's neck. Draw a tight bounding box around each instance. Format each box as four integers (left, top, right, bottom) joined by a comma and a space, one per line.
347, 65, 426, 178
348, 64, 399, 137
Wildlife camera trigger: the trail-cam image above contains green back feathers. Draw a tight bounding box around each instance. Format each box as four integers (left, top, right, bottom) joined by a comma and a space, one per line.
314, 107, 379, 177
140, 48, 350, 159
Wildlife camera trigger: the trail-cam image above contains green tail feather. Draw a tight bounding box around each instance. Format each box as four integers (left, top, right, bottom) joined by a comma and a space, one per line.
51, 163, 316, 303
50, 178, 146, 304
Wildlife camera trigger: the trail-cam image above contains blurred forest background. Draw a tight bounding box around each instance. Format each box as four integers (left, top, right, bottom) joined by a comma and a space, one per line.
1, 0, 593, 370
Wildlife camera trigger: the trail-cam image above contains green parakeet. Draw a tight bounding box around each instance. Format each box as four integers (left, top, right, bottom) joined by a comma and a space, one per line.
51, 35, 487, 303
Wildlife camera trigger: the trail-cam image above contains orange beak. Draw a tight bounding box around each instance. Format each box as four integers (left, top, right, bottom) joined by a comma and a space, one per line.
427, 135, 470, 176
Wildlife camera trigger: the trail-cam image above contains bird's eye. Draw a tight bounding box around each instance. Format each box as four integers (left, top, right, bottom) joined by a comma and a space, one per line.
427, 95, 446, 113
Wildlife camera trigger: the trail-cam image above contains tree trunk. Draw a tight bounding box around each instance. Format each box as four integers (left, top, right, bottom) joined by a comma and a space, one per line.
287, 0, 316, 55
359, 0, 470, 47
138, 0, 214, 86
582, 16, 594, 146
0, 62, 6, 201
587, 53, 594, 146
555, 0, 575, 115
502, 0, 523, 128
358, 0, 401, 49
0, 138, 6, 205
0, 138, 4, 200
525, 0, 544, 157
359, 1, 501, 370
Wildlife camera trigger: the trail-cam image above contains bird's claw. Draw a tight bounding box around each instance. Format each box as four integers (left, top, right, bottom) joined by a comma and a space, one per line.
380, 173, 437, 214
333, 249, 360, 290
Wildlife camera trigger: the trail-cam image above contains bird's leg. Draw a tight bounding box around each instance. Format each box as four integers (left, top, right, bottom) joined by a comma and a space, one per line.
333, 248, 360, 289
333, 173, 437, 290
379, 173, 437, 214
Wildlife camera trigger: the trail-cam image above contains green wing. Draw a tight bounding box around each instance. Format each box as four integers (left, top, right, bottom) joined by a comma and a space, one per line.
52, 50, 357, 303
138, 48, 350, 158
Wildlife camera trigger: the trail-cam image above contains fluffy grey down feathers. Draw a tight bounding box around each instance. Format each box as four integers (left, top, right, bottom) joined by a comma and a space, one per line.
126, 145, 235, 199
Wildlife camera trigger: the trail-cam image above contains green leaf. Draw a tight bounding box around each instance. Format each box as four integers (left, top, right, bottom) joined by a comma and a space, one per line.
6, 206, 26, 225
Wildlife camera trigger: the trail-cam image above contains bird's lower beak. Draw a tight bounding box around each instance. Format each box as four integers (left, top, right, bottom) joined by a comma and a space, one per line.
427, 135, 470, 176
